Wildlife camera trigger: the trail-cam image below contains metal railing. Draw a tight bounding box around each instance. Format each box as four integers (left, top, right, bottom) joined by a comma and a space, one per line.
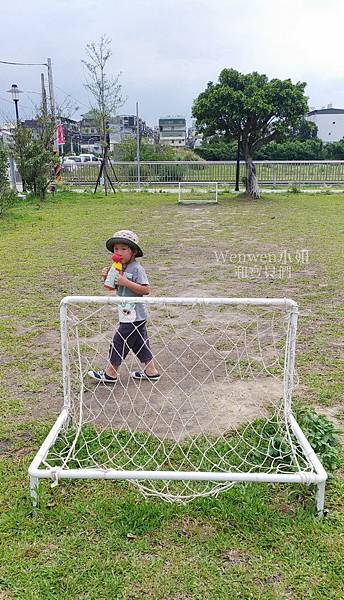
61, 160, 344, 187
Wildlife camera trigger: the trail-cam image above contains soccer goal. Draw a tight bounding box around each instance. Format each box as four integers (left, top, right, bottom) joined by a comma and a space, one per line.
29, 296, 327, 514
178, 181, 219, 205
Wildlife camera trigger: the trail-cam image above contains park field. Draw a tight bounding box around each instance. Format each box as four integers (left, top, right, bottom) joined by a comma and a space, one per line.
0, 190, 343, 599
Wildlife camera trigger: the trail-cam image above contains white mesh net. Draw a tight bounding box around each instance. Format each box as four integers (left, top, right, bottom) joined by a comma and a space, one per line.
41, 297, 315, 502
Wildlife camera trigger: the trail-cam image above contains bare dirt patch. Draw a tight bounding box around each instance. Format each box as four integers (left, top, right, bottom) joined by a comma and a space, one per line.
80, 376, 282, 441
60, 302, 285, 441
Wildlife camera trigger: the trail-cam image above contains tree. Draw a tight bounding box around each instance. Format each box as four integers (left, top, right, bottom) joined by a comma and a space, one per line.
12, 113, 57, 200
290, 118, 318, 140
324, 138, 344, 159
82, 35, 123, 194
195, 136, 237, 160
114, 137, 170, 161
113, 137, 200, 162
192, 69, 308, 198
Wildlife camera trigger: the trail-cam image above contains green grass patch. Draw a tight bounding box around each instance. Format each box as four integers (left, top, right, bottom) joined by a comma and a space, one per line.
0, 190, 343, 598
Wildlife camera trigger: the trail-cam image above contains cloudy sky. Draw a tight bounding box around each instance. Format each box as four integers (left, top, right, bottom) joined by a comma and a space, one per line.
1, 0, 343, 127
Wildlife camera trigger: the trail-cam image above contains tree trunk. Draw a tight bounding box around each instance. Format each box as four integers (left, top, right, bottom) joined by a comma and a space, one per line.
245, 156, 260, 199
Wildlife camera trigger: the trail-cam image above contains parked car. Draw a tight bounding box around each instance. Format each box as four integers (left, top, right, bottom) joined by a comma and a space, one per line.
79, 154, 101, 163
63, 156, 82, 164
62, 156, 83, 172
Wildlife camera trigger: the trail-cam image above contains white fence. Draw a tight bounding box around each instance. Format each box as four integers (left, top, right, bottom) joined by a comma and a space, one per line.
61, 160, 344, 187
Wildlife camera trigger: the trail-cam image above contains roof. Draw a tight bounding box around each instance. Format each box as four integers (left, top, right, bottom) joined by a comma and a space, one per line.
307, 108, 344, 116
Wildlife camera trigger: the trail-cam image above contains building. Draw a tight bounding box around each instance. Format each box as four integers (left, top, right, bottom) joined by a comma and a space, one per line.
186, 120, 202, 149
80, 113, 148, 153
158, 116, 186, 147
22, 119, 41, 140
19, 117, 80, 153
0, 123, 15, 147
109, 115, 147, 149
79, 111, 101, 153
306, 105, 344, 142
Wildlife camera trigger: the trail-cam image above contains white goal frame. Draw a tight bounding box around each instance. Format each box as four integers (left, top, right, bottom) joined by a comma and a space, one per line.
28, 296, 327, 514
178, 181, 219, 204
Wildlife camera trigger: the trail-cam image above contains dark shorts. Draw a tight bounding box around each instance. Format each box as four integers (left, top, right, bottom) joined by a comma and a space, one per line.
109, 320, 153, 367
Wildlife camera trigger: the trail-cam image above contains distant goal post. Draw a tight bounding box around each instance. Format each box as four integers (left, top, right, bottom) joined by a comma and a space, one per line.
178, 181, 219, 205
29, 295, 327, 514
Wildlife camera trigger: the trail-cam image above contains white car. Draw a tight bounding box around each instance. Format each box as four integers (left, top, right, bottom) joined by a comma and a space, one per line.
79, 154, 101, 163
62, 156, 83, 171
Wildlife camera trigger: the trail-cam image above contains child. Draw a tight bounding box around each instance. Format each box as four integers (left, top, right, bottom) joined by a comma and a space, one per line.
88, 230, 161, 383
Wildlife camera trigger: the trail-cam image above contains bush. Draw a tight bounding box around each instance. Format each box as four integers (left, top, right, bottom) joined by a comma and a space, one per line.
0, 146, 8, 189
0, 146, 17, 217
113, 137, 201, 163
323, 139, 344, 159
256, 139, 325, 160
0, 188, 17, 217
295, 406, 341, 473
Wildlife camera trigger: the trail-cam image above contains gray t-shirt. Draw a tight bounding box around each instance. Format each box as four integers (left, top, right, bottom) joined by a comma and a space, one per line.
118, 260, 149, 322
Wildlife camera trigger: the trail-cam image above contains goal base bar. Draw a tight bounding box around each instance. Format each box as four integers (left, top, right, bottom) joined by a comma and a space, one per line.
29, 409, 327, 512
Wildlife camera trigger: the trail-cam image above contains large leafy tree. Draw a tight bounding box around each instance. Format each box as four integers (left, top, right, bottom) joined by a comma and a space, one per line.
192, 69, 308, 198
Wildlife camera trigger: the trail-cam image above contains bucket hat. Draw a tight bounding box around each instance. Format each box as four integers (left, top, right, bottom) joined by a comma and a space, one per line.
106, 230, 143, 257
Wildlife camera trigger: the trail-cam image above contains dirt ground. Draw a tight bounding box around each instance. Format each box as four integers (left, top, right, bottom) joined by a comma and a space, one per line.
19, 204, 294, 444
57, 299, 287, 442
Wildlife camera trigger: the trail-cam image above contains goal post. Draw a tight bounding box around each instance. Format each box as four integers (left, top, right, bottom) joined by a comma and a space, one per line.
178, 181, 219, 205
29, 295, 327, 514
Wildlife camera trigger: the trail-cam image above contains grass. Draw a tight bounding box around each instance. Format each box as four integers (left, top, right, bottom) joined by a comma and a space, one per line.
0, 190, 343, 599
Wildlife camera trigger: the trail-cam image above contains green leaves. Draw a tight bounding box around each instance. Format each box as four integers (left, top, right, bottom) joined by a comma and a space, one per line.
192, 68, 308, 157
295, 407, 341, 473
12, 123, 57, 200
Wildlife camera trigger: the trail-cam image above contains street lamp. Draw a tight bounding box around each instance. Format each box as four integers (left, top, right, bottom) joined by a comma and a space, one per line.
235, 133, 241, 192
70, 134, 80, 154
7, 84, 23, 124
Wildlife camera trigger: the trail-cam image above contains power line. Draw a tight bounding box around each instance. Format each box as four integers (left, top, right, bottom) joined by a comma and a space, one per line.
0, 95, 13, 105
55, 85, 90, 110
0, 59, 47, 66
0, 95, 34, 111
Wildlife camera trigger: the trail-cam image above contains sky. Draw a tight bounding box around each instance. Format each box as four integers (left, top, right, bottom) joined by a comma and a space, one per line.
1, 0, 344, 127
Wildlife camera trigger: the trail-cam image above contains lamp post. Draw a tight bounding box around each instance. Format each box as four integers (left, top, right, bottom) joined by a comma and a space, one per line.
70, 135, 80, 154
7, 84, 23, 124
235, 133, 241, 192
85, 137, 95, 151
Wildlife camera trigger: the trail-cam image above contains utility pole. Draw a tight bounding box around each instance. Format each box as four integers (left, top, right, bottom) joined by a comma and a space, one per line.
41, 73, 48, 117
47, 57, 57, 149
47, 57, 62, 184
136, 101, 140, 188
47, 58, 56, 121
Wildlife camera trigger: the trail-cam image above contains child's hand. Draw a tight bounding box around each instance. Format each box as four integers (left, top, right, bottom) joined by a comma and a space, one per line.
101, 267, 110, 281
116, 273, 127, 287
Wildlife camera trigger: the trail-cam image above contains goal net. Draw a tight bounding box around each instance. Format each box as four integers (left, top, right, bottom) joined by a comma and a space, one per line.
29, 296, 327, 511
178, 182, 218, 205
